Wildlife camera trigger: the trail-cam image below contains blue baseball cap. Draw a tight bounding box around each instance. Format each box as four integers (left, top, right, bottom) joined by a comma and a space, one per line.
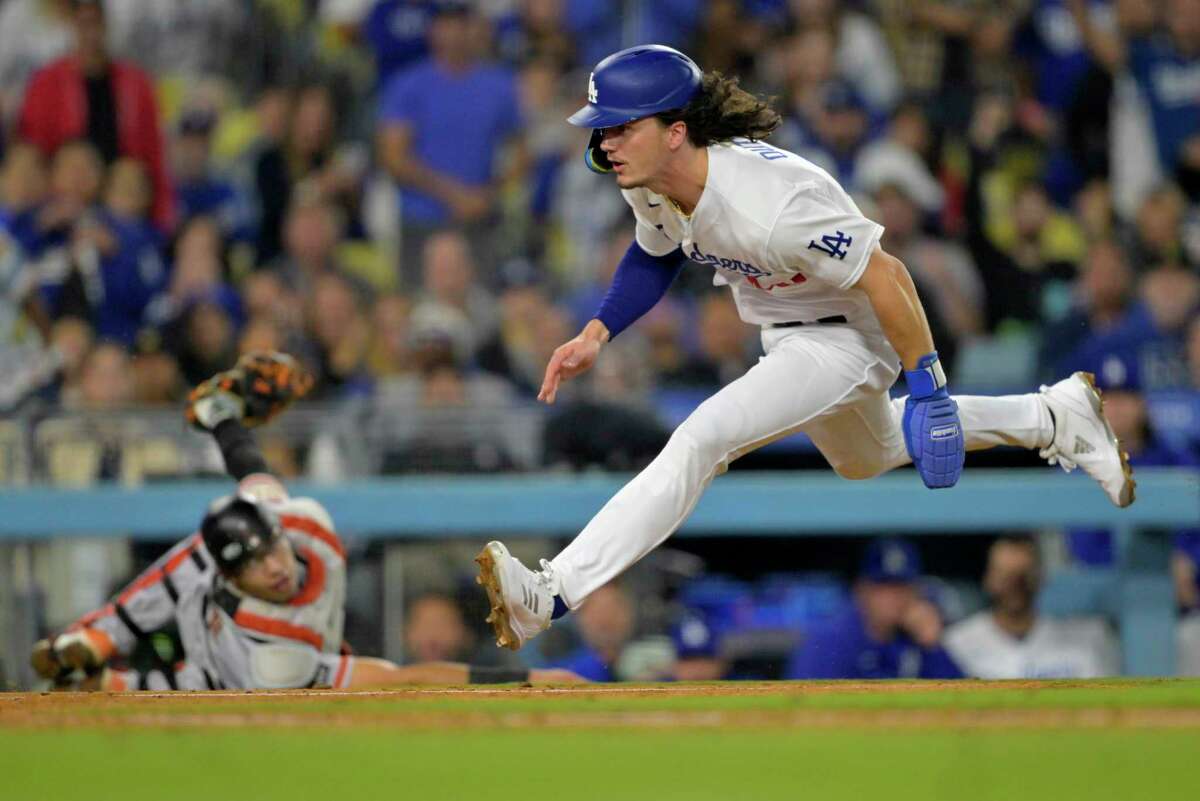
1089, 350, 1142, 393
671, 613, 720, 660
860, 538, 922, 583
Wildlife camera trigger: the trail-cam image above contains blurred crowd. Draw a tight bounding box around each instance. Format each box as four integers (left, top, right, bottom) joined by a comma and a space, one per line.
1, 0, 1200, 679
378, 534, 1199, 680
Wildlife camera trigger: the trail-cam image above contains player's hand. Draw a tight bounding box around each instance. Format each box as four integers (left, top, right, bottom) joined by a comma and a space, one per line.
31, 631, 106, 685
902, 352, 964, 489
446, 186, 492, 223
186, 351, 313, 431
900, 599, 944, 649
538, 336, 603, 404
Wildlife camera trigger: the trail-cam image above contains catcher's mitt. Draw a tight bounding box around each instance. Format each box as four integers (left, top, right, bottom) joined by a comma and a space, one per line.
185, 351, 313, 430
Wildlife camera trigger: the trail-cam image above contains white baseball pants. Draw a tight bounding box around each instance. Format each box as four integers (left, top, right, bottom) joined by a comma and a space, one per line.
549, 324, 1054, 607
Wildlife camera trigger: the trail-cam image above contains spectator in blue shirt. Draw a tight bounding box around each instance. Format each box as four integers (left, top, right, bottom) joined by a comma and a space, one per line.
1040, 238, 1134, 381
1073, 0, 1200, 195
785, 538, 963, 680
66, 158, 165, 347
1065, 349, 1199, 566
549, 581, 635, 682
173, 107, 253, 243
376, 1, 526, 286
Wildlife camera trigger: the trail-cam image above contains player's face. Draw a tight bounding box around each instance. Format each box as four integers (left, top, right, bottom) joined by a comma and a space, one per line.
598, 118, 670, 189
857, 581, 915, 635
234, 536, 300, 603
983, 543, 1039, 615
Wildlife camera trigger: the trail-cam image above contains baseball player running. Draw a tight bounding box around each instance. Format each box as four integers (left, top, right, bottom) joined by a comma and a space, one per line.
476, 45, 1135, 651
32, 353, 581, 689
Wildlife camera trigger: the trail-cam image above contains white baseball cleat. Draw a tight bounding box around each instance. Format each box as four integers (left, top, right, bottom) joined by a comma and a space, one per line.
1038, 371, 1136, 508
475, 541, 555, 650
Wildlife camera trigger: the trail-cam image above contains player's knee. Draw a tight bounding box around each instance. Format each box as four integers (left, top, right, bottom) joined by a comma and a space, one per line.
669, 418, 735, 470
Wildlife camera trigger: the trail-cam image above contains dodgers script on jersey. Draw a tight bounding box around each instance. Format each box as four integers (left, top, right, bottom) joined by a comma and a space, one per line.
622, 137, 884, 329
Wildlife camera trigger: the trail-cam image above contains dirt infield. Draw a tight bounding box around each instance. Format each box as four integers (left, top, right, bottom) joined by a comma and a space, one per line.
5, 680, 1200, 731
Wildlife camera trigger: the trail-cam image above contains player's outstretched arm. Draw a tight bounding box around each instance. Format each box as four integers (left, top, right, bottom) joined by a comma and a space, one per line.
854, 247, 965, 489
185, 351, 313, 482
539, 240, 687, 404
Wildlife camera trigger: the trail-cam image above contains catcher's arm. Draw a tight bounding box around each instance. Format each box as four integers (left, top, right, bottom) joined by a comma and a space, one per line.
30, 532, 212, 688
185, 351, 313, 482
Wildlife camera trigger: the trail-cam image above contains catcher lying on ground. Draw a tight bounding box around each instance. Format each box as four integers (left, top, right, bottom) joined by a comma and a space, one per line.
32, 352, 582, 690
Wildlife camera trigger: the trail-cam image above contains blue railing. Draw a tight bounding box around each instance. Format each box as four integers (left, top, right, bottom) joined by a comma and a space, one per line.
1, 468, 1196, 675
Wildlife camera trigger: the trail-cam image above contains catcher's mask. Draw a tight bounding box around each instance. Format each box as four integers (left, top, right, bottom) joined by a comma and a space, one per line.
201, 493, 283, 575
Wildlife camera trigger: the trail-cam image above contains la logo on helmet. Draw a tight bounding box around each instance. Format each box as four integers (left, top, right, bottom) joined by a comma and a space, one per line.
588, 73, 598, 104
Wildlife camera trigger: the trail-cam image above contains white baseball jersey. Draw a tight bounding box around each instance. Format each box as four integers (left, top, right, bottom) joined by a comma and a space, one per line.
944, 611, 1120, 679
623, 138, 885, 330
546, 136, 1055, 609
72, 493, 354, 690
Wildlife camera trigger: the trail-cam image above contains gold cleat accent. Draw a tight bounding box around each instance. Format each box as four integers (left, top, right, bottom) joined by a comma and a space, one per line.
475, 545, 522, 651
1078, 371, 1137, 507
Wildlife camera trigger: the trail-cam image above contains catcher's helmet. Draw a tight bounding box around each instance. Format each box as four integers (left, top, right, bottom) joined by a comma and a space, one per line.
201, 493, 283, 574
569, 45, 703, 174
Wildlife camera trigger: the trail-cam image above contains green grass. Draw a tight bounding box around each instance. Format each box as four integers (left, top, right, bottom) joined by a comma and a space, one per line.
4, 680, 1199, 801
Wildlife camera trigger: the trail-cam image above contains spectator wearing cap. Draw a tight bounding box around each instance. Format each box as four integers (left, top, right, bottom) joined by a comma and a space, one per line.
945, 537, 1119, 678
173, 107, 253, 242
784, 539, 963, 679
1064, 349, 1200, 569
1040, 238, 1135, 382
17, 0, 174, 231
1061, 264, 1200, 392
855, 102, 943, 218
307, 300, 529, 480
377, 1, 527, 284
671, 612, 729, 682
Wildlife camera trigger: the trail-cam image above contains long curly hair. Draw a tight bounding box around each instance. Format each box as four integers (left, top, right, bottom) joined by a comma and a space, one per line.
655, 72, 781, 147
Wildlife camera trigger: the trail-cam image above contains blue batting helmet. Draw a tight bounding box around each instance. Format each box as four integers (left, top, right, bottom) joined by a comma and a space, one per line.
568, 45, 703, 129
569, 45, 702, 173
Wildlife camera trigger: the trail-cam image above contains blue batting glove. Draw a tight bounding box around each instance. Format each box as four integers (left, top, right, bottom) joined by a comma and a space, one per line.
902, 352, 965, 489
